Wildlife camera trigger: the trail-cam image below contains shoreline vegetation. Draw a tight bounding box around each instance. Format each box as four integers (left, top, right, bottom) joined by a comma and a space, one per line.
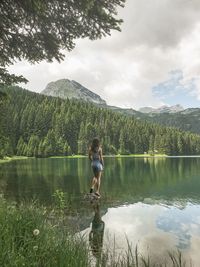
0, 156, 30, 164
0, 195, 192, 267
1, 153, 200, 164
0, 154, 170, 164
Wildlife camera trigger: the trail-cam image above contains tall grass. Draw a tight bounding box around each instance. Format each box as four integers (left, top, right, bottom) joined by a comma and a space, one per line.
0, 197, 89, 267
0, 196, 192, 267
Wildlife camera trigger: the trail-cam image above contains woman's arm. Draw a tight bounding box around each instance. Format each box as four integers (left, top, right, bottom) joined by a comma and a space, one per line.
99, 147, 104, 166
88, 148, 93, 161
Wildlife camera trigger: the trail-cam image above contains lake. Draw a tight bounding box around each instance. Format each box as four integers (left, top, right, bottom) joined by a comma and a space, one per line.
1, 157, 200, 265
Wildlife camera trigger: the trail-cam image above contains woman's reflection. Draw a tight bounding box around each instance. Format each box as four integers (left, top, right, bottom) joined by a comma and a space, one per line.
89, 202, 105, 260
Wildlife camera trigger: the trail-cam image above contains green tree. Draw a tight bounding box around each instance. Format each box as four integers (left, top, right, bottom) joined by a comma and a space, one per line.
86, 122, 97, 146
63, 141, 72, 156
0, 90, 13, 157
22, 143, 28, 156
177, 135, 184, 155
119, 130, 126, 154
43, 130, 56, 157
56, 137, 65, 156
26, 135, 40, 157
0, 136, 12, 158
16, 137, 25, 156
0, 0, 125, 85
38, 139, 45, 158
148, 135, 154, 154
2, 85, 200, 158
154, 134, 161, 153
78, 122, 87, 154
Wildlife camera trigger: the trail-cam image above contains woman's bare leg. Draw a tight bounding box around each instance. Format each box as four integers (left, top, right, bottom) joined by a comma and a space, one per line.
90, 176, 97, 192
96, 172, 102, 195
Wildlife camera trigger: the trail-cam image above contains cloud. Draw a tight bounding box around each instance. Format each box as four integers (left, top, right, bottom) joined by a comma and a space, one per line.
98, 203, 178, 263
81, 202, 200, 265
118, 0, 200, 49
151, 70, 200, 107
8, 0, 200, 109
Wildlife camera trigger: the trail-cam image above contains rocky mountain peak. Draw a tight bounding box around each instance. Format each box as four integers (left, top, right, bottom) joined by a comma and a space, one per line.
41, 79, 107, 105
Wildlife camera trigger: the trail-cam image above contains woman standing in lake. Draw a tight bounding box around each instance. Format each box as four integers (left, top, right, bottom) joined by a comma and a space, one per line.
88, 138, 104, 197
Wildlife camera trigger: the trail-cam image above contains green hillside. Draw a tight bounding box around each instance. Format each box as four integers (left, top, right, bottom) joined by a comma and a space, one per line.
139, 109, 200, 134
39, 78, 200, 135
1, 86, 200, 158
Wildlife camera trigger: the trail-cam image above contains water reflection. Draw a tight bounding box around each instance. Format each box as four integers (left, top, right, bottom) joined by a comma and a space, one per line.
1, 157, 200, 265
89, 203, 105, 261
92, 202, 200, 266
1, 157, 200, 205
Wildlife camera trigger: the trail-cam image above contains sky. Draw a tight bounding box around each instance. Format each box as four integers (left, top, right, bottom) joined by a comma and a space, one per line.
8, 0, 200, 110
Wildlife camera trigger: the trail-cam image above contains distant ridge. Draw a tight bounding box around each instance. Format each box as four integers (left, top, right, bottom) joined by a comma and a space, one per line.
41, 79, 106, 105
40, 78, 200, 134
139, 104, 184, 114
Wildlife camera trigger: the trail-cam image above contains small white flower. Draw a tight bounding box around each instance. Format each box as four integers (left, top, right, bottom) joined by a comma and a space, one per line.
33, 245, 38, 251
33, 229, 40, 236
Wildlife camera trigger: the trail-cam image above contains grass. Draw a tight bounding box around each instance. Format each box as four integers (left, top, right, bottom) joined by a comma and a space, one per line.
0, 195, 193, 267
114, 154, 167, 158
0, 197, 89, 267
0, 156, 30, 164
50, 154, 168, 159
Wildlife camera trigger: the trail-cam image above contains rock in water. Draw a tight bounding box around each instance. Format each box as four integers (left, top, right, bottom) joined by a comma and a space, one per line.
84, 193, 100, 203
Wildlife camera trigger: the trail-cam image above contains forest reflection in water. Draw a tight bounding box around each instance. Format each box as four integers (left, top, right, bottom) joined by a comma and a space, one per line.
0, 157, 200, 205
1, 157, 200, 265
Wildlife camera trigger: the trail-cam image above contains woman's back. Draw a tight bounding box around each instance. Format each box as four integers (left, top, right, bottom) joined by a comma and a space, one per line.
91, 147, 100, 161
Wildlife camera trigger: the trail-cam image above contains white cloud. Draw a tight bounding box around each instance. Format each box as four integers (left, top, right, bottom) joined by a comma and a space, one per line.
119, 0, 200, 48
80, 203, 200, 266
8, 0, 200, 109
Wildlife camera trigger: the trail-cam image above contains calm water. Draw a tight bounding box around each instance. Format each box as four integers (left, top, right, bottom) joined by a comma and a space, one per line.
1, 157, 200, 265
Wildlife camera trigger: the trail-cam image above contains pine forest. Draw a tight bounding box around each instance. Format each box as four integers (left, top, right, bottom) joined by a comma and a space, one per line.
1, 86, 200, 158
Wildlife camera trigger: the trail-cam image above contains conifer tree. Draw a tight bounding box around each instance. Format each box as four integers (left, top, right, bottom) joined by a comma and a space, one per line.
1, 86, 200, 157
63, 141, 70, 156
177, 135, 184, 155
78, 122, 87, 154
26, 135, 40, 157
148, 135, 155, 154
119, 130, 126, 154
38, 140, 45, 158
16, 137, 25, 156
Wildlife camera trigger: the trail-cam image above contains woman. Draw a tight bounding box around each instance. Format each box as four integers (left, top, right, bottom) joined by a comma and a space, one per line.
88, 138, 104, 197
89, 203, 105, 259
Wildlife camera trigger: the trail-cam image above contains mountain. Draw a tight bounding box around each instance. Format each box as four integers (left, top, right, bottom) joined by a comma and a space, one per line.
112, 105, 200, 135
41, 79, 200, 135
139, 104, 184, 113
140, 108, 200, 134
41, 79, 143, 117
108, 104, 200, 135
41, 79, 106, 105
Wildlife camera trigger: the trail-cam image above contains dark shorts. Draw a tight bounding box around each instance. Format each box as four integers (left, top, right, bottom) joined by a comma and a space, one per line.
91, 160, 103, 175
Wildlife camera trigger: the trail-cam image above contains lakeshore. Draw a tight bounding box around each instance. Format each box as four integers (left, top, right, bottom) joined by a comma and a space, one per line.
0, 154, 169, 164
